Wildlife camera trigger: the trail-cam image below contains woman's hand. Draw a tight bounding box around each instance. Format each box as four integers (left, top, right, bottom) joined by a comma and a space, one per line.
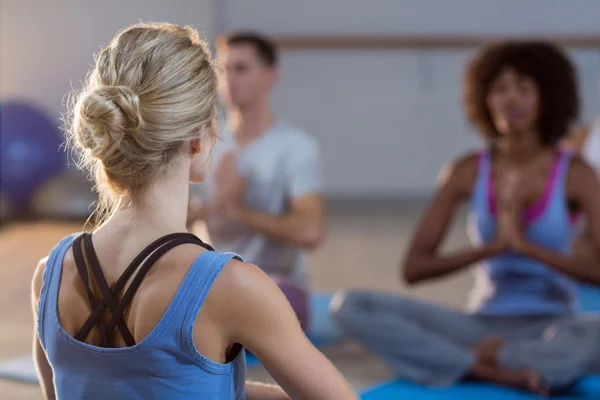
494, 169, 527, 253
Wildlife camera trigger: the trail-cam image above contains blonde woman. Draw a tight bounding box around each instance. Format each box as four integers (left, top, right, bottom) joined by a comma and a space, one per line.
31, 22, 356, 400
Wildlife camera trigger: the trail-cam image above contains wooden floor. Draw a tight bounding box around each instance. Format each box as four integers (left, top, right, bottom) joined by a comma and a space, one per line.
0, 204, 475, 398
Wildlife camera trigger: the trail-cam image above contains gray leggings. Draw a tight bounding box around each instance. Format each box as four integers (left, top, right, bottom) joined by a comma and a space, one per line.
331, 290, 600, 389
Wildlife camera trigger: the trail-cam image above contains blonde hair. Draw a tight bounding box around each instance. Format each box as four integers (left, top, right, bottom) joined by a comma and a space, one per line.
65, 22, 218, 221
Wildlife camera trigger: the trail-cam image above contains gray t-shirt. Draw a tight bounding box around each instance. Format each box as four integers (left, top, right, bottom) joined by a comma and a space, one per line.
192, 120, 322, 287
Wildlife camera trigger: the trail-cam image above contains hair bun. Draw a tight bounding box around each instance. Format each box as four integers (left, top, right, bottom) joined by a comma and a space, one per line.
76, 85, 142, 160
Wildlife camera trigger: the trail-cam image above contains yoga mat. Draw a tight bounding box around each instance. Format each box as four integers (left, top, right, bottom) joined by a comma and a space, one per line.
358, 286, 600, 398
579, 284, 600, 312
360, 376, 600, 400
0, 355, 38, 384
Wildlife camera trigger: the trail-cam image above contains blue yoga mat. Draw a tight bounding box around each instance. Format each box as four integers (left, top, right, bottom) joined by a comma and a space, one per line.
246, 292, 341, 367
579, 284, 600, 312
0, 355, 38, 384
360, 376, 600, 400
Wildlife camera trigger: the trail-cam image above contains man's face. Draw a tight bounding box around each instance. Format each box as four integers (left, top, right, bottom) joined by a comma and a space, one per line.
218, 44, 277, 109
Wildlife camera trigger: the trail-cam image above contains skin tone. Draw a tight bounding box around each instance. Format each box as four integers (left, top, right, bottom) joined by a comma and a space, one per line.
188, 43, 325, 249
402, 68, 600, 395
563, 125, 589, 152
562, 126, 600, 279
31, 132, 357, 399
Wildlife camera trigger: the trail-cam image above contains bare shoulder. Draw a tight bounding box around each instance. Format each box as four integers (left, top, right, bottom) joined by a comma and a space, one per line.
140, 243, 212, 303
564, 125, 590, 152
437, 151, 481, 196
203, 259, 285, 326
565, 154, 600, 210
210, 259, 278, 305
567, 154, 598, 186
31, 257, 49, 310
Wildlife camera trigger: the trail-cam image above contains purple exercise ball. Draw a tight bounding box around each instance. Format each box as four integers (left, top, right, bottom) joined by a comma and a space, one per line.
1, 102, 65, 215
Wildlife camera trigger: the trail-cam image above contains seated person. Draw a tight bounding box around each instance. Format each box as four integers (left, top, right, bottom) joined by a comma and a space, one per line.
331, 41, 600, 396
32, 22, 356, 400
189, 32, 325, 331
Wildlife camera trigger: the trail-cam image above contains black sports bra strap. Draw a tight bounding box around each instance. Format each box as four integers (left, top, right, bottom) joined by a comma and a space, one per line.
72, 235, 109, 346
112, 232, 208, 294
74, 232, 211, 347
103, 235, 205, 339
74, 233, 206, 344
81, 233, 136, 346
78, 233, 208, 333
72, 236, 98, 310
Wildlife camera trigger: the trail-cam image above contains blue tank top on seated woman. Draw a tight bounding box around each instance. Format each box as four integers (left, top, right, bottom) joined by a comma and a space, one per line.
37, 233, 246, 400
467, 150, 580, 316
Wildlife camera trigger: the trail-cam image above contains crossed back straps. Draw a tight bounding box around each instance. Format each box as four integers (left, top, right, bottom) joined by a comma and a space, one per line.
72, 232, 214, 347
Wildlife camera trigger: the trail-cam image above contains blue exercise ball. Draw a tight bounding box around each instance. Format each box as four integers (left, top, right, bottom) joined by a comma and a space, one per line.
1, 102, 65, 215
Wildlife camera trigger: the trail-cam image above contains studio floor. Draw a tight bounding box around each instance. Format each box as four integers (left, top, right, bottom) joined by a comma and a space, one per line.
0, 202, 476, 399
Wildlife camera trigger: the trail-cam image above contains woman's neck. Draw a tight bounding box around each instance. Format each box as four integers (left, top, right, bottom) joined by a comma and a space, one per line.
495, 132, 545, 163
96, 164, 190, 236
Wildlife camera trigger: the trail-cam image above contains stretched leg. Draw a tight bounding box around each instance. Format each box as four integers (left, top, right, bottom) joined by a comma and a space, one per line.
331, 290, 492, 386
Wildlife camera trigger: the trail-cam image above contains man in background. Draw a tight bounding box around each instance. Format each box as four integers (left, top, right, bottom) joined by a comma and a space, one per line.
189, 32, 325, 330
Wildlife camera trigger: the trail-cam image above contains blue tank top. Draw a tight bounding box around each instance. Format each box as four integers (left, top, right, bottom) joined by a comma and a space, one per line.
37, 233, 247, 399
467, 150, 579, 316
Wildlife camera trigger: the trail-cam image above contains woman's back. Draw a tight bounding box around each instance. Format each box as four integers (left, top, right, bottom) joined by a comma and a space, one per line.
37, 226, 246, 399
56, 225, 219, 352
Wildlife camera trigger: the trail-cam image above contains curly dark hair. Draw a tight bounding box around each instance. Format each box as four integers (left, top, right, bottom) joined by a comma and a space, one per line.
463, 41, 579, 146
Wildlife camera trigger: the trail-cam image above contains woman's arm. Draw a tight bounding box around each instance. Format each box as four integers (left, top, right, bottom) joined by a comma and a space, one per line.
402, 153, 502, 284
245, 382, 290, 400
516, 157, 600, 285
216, 261, 358, 400
31, 258, 56, 400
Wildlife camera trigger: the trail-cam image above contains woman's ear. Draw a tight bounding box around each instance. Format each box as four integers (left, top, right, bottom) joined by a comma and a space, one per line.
190, 138, 202, 155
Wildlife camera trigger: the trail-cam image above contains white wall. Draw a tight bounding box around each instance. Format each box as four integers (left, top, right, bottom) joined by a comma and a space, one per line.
219, 0, 600, 36
216, 0, 600, 197
1, 0, 215, 123
3, 1, 600, 198
267, 48, 600, 197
